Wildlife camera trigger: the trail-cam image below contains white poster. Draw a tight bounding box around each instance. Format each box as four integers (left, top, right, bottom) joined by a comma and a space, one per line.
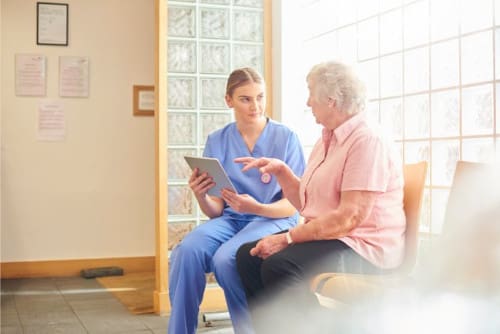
38, 100, 65, 141
15, 54, 46, 96
59, 56, 89, 97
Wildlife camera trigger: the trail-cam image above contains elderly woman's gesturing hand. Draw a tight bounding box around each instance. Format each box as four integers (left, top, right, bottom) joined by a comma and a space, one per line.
234, 157, 286, 176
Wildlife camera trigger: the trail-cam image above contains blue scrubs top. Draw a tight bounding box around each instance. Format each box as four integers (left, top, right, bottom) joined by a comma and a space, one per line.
203, 119, 306, 221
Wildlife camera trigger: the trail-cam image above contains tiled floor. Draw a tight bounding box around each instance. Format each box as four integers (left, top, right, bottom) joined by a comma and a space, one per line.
1, 277, 234, 334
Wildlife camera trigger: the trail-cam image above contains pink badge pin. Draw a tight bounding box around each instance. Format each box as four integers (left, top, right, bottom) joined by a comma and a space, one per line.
260, 172, 271, 184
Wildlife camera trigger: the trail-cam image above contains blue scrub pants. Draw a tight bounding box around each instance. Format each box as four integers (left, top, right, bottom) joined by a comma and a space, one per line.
168, 215, 297, 334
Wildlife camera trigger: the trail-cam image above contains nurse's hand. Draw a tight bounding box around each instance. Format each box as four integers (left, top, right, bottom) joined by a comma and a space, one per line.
221, 189, 260, 214
189, 168, 215, 198
250, 233, 288, 259
234, 157, 286, 176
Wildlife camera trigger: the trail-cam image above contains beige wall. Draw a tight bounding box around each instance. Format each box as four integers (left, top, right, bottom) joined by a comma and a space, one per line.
1, 0, 155, 262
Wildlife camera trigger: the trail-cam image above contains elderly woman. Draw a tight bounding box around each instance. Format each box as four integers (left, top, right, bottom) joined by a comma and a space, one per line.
235, 61, 405, 333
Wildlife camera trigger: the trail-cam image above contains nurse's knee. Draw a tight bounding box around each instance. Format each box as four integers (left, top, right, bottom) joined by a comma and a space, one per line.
171, 232, 205, 260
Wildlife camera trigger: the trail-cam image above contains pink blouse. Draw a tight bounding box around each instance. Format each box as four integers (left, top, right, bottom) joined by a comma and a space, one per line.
299, 113, 405, 269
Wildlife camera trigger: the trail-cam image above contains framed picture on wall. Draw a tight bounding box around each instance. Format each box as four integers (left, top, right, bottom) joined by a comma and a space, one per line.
133, 85, 155, 116
37, 2, 69, 46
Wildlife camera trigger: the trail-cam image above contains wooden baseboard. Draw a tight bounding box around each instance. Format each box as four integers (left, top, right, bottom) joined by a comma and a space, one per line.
0, 256, 155, 279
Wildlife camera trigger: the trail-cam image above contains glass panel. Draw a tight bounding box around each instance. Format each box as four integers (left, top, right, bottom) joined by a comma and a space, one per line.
404, 94, 429, 140
201, 0, 230, 4
365, 101, 380, 125
461, 31, 493, 85
431, 188, 449, 234
168, 77, 196, 109
404, 140, 430, 163
358, 59, 379, 99
338, 0, 358, 27
380, 9, 402, 55
168, 148, 197, 181
337, 25, 357, 63
419, 189, 431, 233
168, 6, 196, 38
168, 185, 194, 216
404, 47, 429, 94
462, 137, 496, 163
233, 44, 263, 73
201, 78, 227, 109
380, 53, 402, 97
497, 0, 500, 27
380, 0, 401, 12
200, 113, 232, 143
430, 0, 459, 41
497, 83, 500, 134
233, 0, 263, 8
462, 84, 493, 136
431, 39, 459, 89
200, 7, 230, 39
200, 43, 230, 74
431, 89, 459, 138
168, 41, 196, 73
357, 17, 378, 61
496, 29, 500, 79
380, 98, 403, 140
357, 0, 379, 20
168, 113, 196, 145
233, 10, 263, 42
431, 140, 459, 186
404, 0, 429, 48
168, 222, 196, 251
460, 0, 493, 34
405, 140, 430, 184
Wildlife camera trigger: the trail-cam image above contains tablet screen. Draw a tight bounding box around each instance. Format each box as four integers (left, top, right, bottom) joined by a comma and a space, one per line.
184, 156, 238, 196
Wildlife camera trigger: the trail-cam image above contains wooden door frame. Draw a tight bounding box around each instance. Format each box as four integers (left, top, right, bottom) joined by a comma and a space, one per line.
153, 0, 273, 315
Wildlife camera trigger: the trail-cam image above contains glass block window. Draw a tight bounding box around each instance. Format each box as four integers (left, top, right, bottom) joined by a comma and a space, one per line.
166, 0, 265, 262
282, 0, 499, 242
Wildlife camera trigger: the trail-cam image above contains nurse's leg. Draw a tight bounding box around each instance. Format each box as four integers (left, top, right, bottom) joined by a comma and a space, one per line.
213, 217, 295, 334
168, 216, 238, 334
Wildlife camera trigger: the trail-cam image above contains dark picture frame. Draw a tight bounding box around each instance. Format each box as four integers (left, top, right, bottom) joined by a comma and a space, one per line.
133, 85, 155, 116
37, 2, 68, 46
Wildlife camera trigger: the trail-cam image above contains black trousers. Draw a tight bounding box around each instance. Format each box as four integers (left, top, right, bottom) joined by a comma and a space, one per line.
236, 234, 383, 334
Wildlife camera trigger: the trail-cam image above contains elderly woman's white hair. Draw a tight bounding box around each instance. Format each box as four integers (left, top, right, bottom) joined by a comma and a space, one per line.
306, 61, 366, 116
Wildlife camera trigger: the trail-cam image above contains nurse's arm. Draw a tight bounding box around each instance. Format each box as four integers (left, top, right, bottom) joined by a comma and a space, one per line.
253, 197, 297, 218
195, 194, 225, 218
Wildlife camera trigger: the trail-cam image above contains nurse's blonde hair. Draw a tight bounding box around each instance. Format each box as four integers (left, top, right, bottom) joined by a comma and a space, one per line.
226, 67, 264, 97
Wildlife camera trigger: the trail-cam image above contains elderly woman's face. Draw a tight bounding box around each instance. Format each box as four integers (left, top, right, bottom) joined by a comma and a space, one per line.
307, 82, 331, 126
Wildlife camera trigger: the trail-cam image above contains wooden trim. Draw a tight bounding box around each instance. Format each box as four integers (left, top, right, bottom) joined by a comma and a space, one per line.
264, 0, 273, 118
0, 256, 155, 279
154, 0, 169, 315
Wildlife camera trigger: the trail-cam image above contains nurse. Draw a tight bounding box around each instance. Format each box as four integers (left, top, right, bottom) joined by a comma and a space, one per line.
168, 67, 306, 334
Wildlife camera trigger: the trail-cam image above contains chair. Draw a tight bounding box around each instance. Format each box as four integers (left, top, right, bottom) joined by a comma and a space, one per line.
310, 161, 428, 306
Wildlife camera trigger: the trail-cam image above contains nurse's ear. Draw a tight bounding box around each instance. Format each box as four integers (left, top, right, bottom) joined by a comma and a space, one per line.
225, 94, 234, 108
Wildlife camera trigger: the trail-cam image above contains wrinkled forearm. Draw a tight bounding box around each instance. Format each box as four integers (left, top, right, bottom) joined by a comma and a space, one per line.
274, 164, 302, 210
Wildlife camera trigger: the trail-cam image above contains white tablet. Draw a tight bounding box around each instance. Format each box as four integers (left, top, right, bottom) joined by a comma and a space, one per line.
184, 156, 238, 196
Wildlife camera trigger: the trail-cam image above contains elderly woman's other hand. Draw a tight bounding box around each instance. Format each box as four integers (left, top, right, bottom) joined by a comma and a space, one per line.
249, 233, 288, 259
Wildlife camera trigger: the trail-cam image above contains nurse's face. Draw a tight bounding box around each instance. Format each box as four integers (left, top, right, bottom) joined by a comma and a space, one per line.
226, 82, 266, 124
